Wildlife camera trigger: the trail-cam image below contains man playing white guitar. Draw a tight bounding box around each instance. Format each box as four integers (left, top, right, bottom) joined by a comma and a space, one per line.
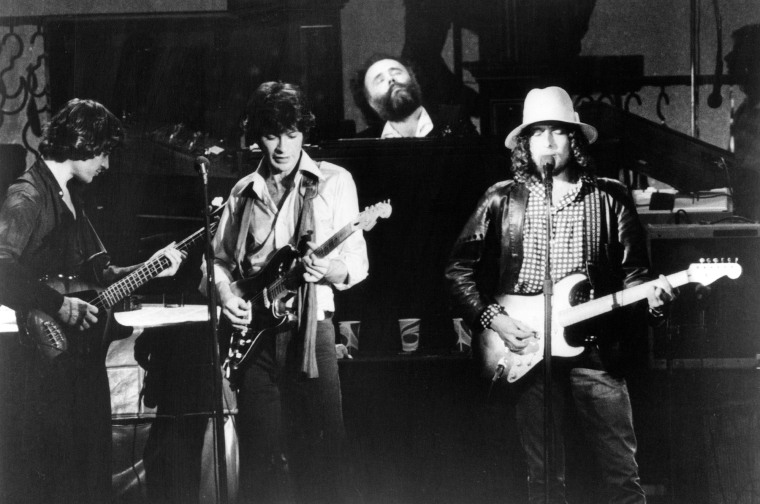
0, 99, 185, 504
202, 81, 369, 504
446, 87, 676, 504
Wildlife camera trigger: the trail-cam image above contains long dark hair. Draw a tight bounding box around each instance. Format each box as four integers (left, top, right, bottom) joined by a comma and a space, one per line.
509, 125, 594, 179
38, 98, 123, 162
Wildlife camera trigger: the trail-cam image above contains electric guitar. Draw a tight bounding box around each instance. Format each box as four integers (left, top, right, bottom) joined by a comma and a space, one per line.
220, 200, 392, 380
478, 260, 743, 383
21, 217, 220, 360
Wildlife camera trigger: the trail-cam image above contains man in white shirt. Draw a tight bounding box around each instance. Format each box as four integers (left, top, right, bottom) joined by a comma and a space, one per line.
203, 81, 368, 504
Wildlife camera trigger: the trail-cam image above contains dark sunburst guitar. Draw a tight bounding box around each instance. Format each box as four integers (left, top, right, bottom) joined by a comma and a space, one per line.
220, 200, 392, 381
21, 216, 220, 360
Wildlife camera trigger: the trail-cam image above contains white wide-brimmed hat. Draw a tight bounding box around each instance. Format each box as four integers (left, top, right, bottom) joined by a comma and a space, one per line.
504, 86, 598, 149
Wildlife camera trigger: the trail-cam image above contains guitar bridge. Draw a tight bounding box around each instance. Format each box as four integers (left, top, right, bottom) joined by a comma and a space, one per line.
43, 321, 67, 351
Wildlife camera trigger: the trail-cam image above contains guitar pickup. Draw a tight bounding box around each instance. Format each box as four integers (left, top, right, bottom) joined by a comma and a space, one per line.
262, 287, 271, 309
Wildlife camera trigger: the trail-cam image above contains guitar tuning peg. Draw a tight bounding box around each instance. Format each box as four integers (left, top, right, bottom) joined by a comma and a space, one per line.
699, 258, 705, 263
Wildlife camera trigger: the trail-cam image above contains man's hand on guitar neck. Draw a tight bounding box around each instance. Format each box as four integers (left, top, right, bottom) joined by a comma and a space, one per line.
57, 296, 99, 331
219, 283, 252, 331
153, 243, 187, 278
490, 313, 537, 354
302, 242, 348, 285
102, 243, 187, 282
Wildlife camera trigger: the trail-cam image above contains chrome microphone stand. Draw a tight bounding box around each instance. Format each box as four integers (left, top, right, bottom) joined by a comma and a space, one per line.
540, 156, 555, 504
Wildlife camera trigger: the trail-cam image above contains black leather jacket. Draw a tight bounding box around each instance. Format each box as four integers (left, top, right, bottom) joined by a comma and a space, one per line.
445, 177, 651, 336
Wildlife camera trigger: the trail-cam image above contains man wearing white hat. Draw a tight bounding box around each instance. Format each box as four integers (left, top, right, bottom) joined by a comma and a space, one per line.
446, 86, 674, 503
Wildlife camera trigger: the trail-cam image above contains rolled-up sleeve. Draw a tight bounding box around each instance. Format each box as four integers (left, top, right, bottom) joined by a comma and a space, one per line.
329, 170, 368, 290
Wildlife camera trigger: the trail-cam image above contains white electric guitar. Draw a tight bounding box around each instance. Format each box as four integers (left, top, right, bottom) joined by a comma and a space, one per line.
478, 260, 743, 383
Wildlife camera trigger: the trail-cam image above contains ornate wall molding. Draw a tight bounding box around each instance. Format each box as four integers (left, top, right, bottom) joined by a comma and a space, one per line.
0, 23, 49, 156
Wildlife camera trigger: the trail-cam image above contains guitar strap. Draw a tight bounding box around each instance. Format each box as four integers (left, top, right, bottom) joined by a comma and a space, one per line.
582, 179, 602, 291
583, 179, 602, 267
295, 170, 320, 378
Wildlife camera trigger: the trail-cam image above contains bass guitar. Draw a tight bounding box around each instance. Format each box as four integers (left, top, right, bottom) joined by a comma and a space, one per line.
478, 260, 742, 383
220, 200, 392, 380
21, 216, 220, 360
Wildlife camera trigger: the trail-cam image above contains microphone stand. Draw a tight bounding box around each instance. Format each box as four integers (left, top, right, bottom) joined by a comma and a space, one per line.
542, 163, 554, 504
198, 158, 229, 504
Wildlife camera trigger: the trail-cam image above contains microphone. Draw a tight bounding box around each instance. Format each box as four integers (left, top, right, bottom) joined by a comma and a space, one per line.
707, 77, 723, 109
539, 155, 555, 180
195, 156, 210, 176
707, 0, 723, 108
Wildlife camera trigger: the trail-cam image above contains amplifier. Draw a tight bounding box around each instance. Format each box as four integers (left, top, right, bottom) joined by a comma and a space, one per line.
647, 223, 760, 362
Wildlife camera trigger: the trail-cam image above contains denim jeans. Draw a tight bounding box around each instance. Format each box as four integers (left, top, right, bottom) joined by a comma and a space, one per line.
235, 319, 347, 504
514, 364, 646, 504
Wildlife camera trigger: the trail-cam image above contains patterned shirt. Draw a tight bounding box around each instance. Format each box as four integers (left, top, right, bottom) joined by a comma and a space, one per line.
514, 174, 596, 294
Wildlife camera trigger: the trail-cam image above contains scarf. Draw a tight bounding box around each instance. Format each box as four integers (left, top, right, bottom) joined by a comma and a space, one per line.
296, 174, 319, 378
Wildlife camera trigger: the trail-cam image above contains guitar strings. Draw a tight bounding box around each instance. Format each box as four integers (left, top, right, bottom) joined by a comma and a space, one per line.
90, 222, 218, 310
248, 224, 353, 306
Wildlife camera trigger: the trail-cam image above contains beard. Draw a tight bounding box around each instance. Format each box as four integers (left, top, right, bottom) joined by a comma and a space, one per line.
371, 80, 423, 122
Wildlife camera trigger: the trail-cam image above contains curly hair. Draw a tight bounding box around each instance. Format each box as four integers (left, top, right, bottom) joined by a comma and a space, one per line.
509, 125, 594, 179
245, 81, 316, 140
38, 99, 124, 162
349, 54, 420, 126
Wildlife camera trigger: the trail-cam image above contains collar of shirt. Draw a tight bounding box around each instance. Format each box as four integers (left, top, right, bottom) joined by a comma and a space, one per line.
243, 150, 325, 204
525, 174, 594, 212
380, 106, 434, 138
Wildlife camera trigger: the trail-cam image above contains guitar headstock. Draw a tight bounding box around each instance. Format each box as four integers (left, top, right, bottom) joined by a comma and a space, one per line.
686, 258, 743, 286
355, 200, 393, 231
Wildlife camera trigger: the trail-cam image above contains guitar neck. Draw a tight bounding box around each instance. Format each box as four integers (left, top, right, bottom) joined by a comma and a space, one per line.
95, 225, 209, 309
267, 222, 356, 299
558, 271, 690, 327
313, 222, 355, 259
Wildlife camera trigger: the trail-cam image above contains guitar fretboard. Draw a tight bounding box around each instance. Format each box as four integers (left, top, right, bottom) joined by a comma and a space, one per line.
314, 224, 355, 259
264, 221, 356, 302
92, 222, 216, 310
558, 271, 690, 327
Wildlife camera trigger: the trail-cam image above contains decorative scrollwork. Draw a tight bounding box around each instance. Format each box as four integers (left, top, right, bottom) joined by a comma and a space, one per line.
597, 93, 617, 106
574, 94, 596, 106
624, 92, 642, 111
0, 23, 49, 155
656, 86, 671, 124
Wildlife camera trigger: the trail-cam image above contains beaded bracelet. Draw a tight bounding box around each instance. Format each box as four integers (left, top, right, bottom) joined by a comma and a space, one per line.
479, 303, 508, 331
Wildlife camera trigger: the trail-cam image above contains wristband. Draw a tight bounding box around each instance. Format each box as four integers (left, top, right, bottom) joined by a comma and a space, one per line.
479, 303, 508, 331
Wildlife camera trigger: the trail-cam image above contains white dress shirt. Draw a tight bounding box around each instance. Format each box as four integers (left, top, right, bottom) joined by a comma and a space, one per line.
380, 106, 434, 138
202, 150, 369, 314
